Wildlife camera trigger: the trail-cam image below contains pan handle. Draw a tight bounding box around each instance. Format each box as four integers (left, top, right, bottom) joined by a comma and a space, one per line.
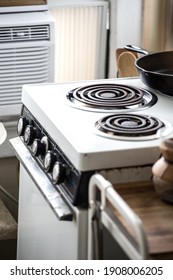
124, 45, 149, 56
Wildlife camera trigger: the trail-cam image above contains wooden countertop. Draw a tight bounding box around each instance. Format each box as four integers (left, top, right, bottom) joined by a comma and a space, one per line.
0, 1, 47, 6
114, 182, 173, 258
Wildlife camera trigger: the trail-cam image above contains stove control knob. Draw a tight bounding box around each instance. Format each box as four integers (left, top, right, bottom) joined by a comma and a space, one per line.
17, 116, 29, 136
32, 136, 49, 158
44, 151, 56, 173
52, 161, 66, 184
31, 139, 46, 157
40, 136, 49, 154
24, 125, 36, 145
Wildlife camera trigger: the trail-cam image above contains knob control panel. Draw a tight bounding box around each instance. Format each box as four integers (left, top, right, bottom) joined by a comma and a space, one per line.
17, 106, 82, 205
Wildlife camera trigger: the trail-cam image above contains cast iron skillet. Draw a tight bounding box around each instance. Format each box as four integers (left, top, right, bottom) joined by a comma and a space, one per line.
125, 45, 173, 95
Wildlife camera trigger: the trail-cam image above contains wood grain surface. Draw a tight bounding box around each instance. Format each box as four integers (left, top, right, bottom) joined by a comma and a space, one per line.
0, 0, 47, 6
113, 182, 173, 258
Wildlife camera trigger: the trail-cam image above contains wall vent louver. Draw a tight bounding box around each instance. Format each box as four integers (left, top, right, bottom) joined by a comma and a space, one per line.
0, 12, 55, 119
0, 25, 50, 43
0, 46, 49, 106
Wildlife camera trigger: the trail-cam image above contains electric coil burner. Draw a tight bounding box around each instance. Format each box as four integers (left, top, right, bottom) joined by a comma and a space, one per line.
66, 83, 157, 112
95, 113, 165, 140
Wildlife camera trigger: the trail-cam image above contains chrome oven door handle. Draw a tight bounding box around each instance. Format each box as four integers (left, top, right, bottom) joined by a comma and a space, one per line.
88, 174, 149, 260
9, 137, 73, 221
91, 201, 103, 260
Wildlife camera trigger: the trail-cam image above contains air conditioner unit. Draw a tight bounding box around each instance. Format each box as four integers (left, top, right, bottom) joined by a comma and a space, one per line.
0, 11, 55, 120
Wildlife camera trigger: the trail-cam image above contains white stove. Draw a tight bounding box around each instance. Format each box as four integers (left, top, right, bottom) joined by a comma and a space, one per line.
10, 77, 173, 259
13, 77, 173, 207
21, 78, 173, 171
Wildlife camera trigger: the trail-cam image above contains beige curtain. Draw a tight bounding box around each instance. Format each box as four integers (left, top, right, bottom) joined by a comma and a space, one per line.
49, 3, 108, 83
50, 6, 99, 82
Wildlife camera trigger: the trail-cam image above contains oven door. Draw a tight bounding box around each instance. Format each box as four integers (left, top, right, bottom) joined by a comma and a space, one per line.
88, 174, 149, 260
9, 137, 88, 260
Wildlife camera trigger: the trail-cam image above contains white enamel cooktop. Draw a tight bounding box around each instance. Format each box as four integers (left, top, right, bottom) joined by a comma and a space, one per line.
21, 78, 173, 171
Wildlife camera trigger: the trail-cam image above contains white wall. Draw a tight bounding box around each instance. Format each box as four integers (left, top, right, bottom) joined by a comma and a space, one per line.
108, 0, 143, 78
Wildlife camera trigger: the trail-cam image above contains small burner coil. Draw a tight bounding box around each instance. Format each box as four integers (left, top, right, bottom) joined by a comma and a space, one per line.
95, 113, 165, 140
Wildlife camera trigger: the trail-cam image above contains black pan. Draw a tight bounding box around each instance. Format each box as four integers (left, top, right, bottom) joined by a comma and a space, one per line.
125, 45, 173, 95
